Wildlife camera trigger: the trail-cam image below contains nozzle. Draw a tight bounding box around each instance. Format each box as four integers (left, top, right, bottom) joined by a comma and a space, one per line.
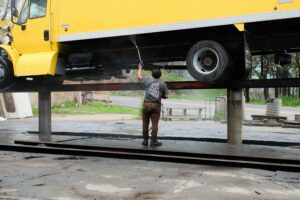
129, 35, 137, 46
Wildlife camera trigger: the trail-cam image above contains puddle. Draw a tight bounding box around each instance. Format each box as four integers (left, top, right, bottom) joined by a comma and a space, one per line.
32, 184, 45, 187
216, 187, 251, 195
24, 156, 45, 160
86, 184, 132, 193
263, 188, 300, 196
201, 171, 261, 181
133, 191, 163, 200
0, 188, 17, 193
173, 180, 203, 193
0, 132, 37, 144
54, 156, 86, 160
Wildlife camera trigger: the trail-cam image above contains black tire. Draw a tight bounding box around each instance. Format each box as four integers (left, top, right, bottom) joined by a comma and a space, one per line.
230, 41, 252, 80
231, 54, 251, 80
0, 57, 14, 89
186, 40, 231, 82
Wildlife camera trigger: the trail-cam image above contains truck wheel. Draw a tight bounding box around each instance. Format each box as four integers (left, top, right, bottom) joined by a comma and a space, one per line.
186, 40, 230, 82
0, 57, 13, 89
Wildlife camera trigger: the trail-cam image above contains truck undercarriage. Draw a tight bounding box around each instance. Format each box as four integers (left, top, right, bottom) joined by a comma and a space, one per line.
61, 18, 300, 81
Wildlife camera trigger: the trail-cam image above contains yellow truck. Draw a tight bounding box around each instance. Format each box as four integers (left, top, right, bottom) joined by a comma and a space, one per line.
0, 0, 300, 88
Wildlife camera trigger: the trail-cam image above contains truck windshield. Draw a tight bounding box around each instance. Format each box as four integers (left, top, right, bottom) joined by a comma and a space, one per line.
1, 0, 26, 20
0, 0, 10, 22
30, 0, 47, 19
17, 0, 28, 24
17, 0, 47, 24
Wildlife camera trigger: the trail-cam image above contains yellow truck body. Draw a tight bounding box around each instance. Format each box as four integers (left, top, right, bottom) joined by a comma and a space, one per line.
55, 0, 300, 42
0, 0, 299, 87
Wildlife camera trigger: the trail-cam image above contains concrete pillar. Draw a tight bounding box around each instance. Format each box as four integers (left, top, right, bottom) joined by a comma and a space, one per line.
227, 89, 243, 144
38, 91, 52, 142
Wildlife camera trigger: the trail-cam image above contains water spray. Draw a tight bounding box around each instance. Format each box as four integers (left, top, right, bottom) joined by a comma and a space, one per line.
129, 36, 144, 65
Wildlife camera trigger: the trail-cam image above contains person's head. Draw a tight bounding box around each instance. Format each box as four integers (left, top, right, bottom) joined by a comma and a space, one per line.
152, 69, 161, 79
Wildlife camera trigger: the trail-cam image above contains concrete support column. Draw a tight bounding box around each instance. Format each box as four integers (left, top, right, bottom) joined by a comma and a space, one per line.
38, 91, 52, 142
227, 89, 243, 144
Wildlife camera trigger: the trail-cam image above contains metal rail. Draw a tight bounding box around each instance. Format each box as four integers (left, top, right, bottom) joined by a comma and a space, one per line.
1, 78, 300, 93
0, 141, 297, 172
26, 131, 300, 147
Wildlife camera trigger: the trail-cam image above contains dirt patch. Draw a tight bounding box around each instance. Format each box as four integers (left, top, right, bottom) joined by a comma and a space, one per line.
54, 156, 86, 160
23, 156, 45, 160
32, 184, 45, 187
131, 191, 164, 200
52, 114, 137, 122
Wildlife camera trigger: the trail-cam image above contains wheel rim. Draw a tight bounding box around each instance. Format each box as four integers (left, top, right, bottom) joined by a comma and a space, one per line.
192, 47, 220, 75
0, 63, 5, 83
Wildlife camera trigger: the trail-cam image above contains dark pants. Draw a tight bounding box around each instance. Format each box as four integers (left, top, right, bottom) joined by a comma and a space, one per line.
142, 102, 161, 141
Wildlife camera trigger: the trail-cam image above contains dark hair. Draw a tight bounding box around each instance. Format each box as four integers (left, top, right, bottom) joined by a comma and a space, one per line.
152, 69, 161, 79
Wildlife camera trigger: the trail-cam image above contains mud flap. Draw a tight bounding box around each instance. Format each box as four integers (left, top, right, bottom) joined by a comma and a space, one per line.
15, 51, 58, 76
231, 31, 252, 80
244, 31, 252, 76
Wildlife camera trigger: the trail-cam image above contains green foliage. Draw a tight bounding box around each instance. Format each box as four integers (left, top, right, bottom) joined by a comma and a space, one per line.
126, 69, 184, 82
250, 99, 266, 105
213, 112, 226, 121
112, 69, 184, 96
33, 101, 141, 116
251, 54, 300, 100
250, 96, 300, 107
281, 96, 300, 107
251, 54, 300, 79
32, 107, 38, 117
170, 89, 226, 100
161, 70, 185, 81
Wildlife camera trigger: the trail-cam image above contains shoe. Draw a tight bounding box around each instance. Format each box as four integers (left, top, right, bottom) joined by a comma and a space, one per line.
150, 140, 162, 147
142, 139, 148, 146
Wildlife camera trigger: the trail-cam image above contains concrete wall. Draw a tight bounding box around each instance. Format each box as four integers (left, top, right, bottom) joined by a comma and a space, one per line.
0, 93, 33, 119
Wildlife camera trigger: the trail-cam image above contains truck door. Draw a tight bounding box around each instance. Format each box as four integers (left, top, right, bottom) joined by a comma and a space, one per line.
12, 0, 51, 54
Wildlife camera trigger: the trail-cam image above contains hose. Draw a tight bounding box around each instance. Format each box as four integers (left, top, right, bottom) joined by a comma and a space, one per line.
129, 36, 144, 65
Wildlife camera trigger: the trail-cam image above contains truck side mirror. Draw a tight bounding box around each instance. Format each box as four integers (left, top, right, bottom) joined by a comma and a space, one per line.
11, 0, 19, 17
12, 8, 19, 18
11, 0, 30, 26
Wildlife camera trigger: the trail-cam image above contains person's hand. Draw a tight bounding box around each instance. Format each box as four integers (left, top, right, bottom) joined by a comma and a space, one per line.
137, 62, 143, 80
138, 63, 143, 69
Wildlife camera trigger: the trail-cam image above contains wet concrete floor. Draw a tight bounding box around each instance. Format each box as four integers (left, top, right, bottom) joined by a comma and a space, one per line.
1, 150, 300, 200
1, 118, 300, 142
0, 118, 300, 199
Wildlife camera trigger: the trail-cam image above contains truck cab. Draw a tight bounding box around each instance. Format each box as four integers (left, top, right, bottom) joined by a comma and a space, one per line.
1, 0, 300, 89
0, 0, 59, 88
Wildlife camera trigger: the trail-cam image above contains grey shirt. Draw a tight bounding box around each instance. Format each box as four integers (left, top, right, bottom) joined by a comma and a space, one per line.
140, 78, 169, 104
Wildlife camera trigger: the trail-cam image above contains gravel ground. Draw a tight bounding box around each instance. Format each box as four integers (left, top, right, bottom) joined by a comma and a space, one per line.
0, 151, 300, 200
0, 116, 300, 199
0, 116, 299, 142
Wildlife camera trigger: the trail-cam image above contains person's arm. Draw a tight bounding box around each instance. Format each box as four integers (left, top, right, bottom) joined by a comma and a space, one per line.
163, 92, 169, 99
164, 92, 169, 99
137, 63, 143, 80
162, 83, 169, 99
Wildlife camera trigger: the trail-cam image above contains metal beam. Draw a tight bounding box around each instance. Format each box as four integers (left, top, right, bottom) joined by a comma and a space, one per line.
227, 89, 243, 145
1, 78, 300, 93
25, 131, 300, 147
38, 91, 52, 142
1, 141, 298, 172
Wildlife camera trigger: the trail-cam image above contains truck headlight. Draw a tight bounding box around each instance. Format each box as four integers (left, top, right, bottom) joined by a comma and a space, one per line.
1, 35, 11, 45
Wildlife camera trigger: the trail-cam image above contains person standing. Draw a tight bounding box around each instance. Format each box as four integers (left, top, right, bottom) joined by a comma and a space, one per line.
138, 63, 169, 146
